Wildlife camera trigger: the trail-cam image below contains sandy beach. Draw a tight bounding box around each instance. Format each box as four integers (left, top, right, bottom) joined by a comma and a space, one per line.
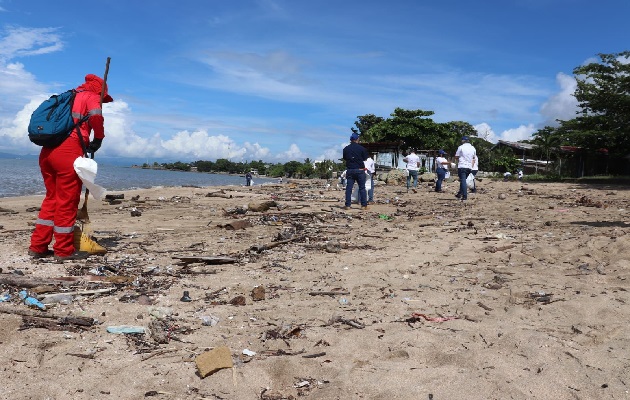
0, 177, 629, 400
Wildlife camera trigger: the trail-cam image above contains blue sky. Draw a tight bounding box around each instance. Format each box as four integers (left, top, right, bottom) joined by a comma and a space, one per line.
1, 0, 628, 163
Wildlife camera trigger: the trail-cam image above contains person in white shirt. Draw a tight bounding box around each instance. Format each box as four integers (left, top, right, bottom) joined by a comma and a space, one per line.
434, 149, 450, 192
364, 157, 376, 204
518, 169, 523, 180
403, 149, 420, 193
454, 136, 477, 201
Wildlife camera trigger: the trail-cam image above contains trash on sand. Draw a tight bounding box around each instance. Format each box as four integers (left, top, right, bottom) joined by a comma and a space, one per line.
242, 348, 256, 357
200, 315, 220, 326
180, 291, 192, 302
106, 325, 146, 334
195, 346, 233, 378
408, 313, 459, 323
19, 290, 45, 310
40, 293, 74, 305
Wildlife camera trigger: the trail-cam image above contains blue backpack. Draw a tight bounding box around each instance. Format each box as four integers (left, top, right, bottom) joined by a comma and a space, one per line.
28, 89, 89, 148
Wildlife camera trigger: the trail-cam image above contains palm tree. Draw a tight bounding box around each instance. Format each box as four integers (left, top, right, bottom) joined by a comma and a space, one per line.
532, 126, 561, 174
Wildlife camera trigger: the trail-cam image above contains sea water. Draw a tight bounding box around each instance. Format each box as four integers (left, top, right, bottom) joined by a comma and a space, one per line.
0, 158, 275, 198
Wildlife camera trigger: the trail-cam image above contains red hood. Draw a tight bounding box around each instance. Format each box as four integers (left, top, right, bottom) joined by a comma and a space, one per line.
76, 74, 113, 103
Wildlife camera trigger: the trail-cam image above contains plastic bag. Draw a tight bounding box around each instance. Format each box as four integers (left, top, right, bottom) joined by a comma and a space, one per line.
445, 171, 451, 179
351, 185, 359, 203
466, 173, 475, 189
365, 173, 372, 190
73, 157, 107, 200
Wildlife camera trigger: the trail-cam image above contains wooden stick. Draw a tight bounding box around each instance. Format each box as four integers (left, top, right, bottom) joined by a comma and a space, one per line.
309, 291, 350, 296
79, 57, 111, 219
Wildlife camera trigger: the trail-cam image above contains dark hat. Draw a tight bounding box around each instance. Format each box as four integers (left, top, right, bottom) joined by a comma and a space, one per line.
350, 132, 360, 141
438, 149, 446, 155
461, 136, 469, 141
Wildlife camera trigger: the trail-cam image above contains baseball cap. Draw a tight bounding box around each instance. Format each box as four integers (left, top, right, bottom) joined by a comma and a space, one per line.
438, 149, 446, 155
461, 136, 469, 141
350, 132, 360, 141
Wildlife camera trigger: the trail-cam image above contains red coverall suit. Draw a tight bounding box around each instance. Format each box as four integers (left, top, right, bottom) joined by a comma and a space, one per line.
29, 74, 113, 258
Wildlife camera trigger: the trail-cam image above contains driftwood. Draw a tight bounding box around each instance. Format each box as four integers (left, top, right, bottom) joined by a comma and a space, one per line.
217, 220, 252, 230
0, 273, 129, 287
0, 304, 96, 332
302, 352, 326, 358
327, 316, 365, 329
0, 273, 71, 288
483, 244, 516, 253
19, 316, 94, 332
249, 235, 306, 253
172, 256, 237, 265
206, 190, 233, 199
43, 288, 116, 297
309, 291, 350, 296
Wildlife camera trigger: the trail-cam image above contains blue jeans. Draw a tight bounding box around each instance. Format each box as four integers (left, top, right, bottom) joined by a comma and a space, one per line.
367, 173, 374, 202
406, 170, 418, 189
345, 169, 367, 207
457, 168, 472, 199
435, 168, 446, 192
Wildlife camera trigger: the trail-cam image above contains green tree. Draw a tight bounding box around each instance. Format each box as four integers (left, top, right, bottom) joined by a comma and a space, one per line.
249, 160, 267, 175
283, 161, 302, 178
367, 108, 444, 150
441, 121, 478, 154
531, 126, 561, 166
193, 160, 215, 172
214, 158, 232, 173
559, 51, 630, 157
298, 158, 315, 178
469, 137, 494, 172
314, 159, 335, 179
351, 114, 385, 142
266, 164, 285, 178
489, 146, 521, 173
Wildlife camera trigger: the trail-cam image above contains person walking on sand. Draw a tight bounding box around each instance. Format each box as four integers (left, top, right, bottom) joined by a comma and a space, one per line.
365, 156, 376, 204
245, 172, 252, 186
434, 150, 450, 193
454, 136, 476, 201
403, 149, 420, 193
29, 74, 113, 262
342, 132, 369, 210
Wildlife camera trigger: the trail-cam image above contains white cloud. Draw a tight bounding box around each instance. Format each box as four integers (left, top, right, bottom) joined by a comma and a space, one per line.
0, 26, 63, 61
498, 124, 536, 142
316, 143, 345, 163
0, 95, 48, 153
274, 143, 306, 162
101, 100, 276, 161
0, 26, 63, 148
474, 123, 498, 143
539, 72, 578, 125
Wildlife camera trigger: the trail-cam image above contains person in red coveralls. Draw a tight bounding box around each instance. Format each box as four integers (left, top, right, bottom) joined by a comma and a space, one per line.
29, 74, 113, 261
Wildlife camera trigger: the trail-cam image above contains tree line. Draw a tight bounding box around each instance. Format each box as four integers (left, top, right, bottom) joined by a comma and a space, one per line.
141, 158, 345, 179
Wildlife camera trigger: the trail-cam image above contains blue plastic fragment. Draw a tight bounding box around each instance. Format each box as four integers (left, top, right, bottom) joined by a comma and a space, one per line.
0, 293, 11, 302
19, 290, 46, 310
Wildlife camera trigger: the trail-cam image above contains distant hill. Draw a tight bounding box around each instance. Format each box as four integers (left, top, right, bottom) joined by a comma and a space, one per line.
0, 152, 37, 159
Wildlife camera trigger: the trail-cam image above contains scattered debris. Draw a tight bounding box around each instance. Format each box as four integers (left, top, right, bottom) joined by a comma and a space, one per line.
195, 346, 233, 378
